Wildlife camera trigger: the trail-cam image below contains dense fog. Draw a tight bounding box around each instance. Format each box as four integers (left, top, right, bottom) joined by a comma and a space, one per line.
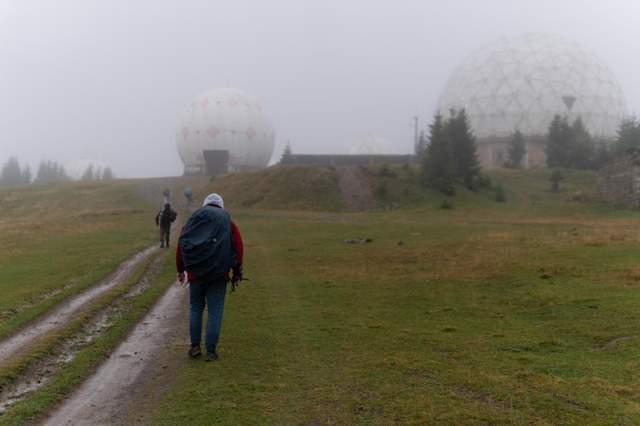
0, 0, 637, 178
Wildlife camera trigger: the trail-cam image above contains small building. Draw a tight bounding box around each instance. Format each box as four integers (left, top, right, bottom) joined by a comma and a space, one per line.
476, 136, 546, 169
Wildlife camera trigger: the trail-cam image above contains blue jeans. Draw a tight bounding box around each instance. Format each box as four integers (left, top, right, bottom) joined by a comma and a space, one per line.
189, 279, 227, 353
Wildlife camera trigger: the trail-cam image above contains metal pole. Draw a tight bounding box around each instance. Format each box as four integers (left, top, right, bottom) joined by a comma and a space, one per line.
413, 116, 419, 153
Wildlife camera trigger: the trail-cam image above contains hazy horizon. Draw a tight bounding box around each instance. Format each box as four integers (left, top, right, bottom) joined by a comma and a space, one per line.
1, 0, 638, 178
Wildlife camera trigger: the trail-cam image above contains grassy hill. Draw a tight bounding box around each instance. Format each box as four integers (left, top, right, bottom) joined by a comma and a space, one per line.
197, 163, 606, 214
195, 165, 344, 211
0, 180, 157, 339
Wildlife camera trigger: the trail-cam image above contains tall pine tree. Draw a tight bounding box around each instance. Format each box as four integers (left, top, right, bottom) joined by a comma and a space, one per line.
507, 130, 526, 168
612, 117, 640, 154
21, 165, 31, 184
102, 167, 114, 180
423, 113, 455, 194
415, 130, 428, 157
545, 115, 572, 168
81, 165, 94, 181
570, 117, 594, 169
1, 157, 25, 185
280, 142, 293, 164
447, 109, 480, 188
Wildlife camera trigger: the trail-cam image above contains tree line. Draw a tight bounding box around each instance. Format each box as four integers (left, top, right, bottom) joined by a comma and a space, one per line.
0, 157, 114, 185
506, 115, 640, 170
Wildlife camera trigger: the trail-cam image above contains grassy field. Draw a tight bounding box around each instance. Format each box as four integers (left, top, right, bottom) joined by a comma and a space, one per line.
150, 168, 640, 425
0, 180, 156, 338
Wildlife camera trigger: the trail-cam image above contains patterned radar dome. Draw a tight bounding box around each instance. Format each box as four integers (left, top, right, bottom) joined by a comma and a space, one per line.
176, 88, 275, 173
438, 34, 628, 139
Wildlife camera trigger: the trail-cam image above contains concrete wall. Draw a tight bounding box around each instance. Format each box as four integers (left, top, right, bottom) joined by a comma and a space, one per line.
597, 153, 640, 206
285, 154, 415, 167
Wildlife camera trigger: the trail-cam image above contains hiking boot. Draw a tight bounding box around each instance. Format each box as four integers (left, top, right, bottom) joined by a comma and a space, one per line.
188, 345, 201, 358
205, 351, 219, 362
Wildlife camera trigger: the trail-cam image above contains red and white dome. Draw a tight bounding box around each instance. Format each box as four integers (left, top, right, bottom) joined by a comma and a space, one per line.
176, 88, 275, 173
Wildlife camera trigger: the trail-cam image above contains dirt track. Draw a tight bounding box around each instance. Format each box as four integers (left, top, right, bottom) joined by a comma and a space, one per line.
337, 166, 375, 210
43, 282, 187, 425
0, 246, 157, 364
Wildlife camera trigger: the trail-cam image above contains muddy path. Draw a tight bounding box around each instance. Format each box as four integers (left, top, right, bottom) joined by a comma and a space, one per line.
0, 246, 158, 364
0, 253, 168, 414
337, 166, 376, 211
43, 281, 187, 425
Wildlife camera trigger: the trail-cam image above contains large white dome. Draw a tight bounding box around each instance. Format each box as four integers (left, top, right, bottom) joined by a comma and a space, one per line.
438, 34, 628, 139
176, 88, 275, 173
348, 135, 393, 155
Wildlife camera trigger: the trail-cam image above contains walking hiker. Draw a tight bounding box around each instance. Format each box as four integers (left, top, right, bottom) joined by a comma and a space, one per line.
155, 203, 177, 248
176, 193, 244, 361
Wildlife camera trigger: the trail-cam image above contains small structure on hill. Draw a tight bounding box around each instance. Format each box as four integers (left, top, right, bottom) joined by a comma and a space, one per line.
284, 154, 414, 167
597, 152, 640, 206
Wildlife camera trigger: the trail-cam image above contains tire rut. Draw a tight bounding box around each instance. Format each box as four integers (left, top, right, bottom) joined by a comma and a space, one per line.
0, 246, 158, 364
0, 253, 167, 414
43, 281, 186, 425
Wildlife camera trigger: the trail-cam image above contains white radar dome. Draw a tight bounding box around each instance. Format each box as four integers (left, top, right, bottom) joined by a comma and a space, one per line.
349, 135, 394, 155
438, 34, 628, 139
176, 88, 275, 173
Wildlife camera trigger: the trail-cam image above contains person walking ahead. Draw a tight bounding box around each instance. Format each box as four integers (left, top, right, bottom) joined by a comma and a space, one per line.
176, 193, 243, 361
155, 203, 177, 248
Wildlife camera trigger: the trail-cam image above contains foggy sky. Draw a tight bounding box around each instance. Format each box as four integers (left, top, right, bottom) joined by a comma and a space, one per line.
1, 0, 639, 178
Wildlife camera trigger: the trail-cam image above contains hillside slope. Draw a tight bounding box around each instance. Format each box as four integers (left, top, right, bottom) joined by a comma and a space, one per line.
199, 165, 344, 211
199, 164, 604, 213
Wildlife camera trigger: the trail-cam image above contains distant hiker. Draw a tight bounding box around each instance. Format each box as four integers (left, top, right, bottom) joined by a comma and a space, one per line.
155, 203, 177, 248
183, 187, 193, 206
176, 193, 244, 361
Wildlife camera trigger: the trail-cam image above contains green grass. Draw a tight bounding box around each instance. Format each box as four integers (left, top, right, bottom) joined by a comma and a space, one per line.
150, 169, 640, 425
0, 180, 156, 339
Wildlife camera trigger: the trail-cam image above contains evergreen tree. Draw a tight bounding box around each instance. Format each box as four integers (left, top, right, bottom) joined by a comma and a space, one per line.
570, 117, 594, 169
447, 109, 480, 188
591, 139, 611, 169
506, 130, 526, 168
102, 167, 114, 180
415, 130, 428, 157
81, 165, 94, 181
280, 142, 293, 164
1, 157, 25, 185
545, 115, 572, 168
423, 113, 455, 194
21, 165, 31, 184
612, 117, 640, 154
35, 160, 68, 183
